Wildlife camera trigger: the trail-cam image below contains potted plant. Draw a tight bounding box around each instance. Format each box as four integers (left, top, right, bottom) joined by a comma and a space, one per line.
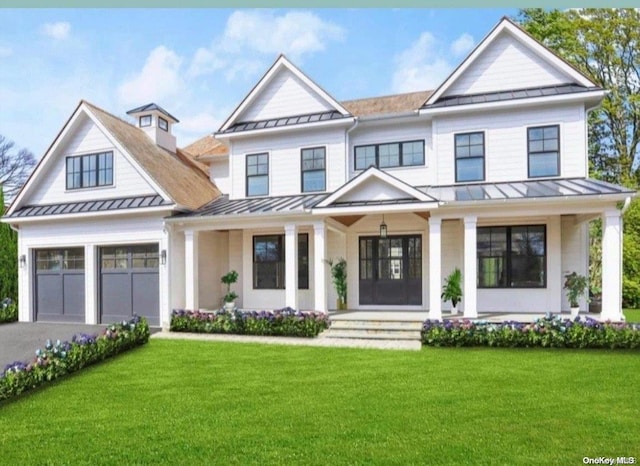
327, 258, 347, 310
221, 270, 239, 312
441, 268, 462, 315
564, 271, 588, 318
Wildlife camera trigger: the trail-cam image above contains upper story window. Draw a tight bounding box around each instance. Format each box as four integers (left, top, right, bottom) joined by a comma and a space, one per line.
246, 153, 269, 197
354, 140, 424, 171
66, 151, 113, 190
455, 132, 485, 182
139, 115, 152, 127
301, 147, 326, 192
528, 125, 559, 178
158, 116, 169, 132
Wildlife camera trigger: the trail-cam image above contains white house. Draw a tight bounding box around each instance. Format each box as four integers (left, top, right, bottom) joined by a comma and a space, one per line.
3, 18, 634, 327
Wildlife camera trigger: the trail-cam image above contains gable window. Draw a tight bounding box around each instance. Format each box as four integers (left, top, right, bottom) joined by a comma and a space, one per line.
139, 115, 152, 127
158, 116, 169, 132
354, 140, 424, 170
246, 153, 269, 196
455, 132, 485, 182
301, 147, 326, 192
477, 225, 546, 288
253, 234, 309, 290
528, 125, 559, 178
66, 151, 113, 190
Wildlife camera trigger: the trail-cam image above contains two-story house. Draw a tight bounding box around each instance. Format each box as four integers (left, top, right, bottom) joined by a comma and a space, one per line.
3, 18, 634, 327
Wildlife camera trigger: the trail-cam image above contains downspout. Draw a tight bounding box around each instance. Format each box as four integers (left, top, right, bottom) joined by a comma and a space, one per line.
344, 118, 359, 183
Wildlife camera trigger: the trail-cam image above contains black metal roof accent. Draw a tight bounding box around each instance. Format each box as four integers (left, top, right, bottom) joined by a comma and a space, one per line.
126, 103, 179, 122
328, 198, 423, 207
8, 195, 172, 218
221, 111, 347, 134
423, 84, 600, 109
176, 193, 330, 217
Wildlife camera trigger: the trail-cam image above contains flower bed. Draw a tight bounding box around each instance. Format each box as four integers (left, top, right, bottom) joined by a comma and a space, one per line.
422, 314, 640, 349
0, 299, 17, 324
0, 316, 150, 402
171, 308, 330, 338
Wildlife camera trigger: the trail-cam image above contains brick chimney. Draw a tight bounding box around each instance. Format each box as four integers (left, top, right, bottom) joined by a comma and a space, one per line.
126, 103, 178, 153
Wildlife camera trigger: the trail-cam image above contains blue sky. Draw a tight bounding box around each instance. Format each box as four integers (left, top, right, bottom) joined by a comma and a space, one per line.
0, 8, 518, 157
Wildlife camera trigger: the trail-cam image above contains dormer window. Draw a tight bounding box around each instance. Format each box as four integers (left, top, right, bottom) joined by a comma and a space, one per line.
66, 151, 113, 190
158, 116, 169, 132
139, 115, 152, 127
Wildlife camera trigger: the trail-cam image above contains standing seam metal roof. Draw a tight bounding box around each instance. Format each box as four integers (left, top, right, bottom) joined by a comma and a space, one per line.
8, 195, 171, 218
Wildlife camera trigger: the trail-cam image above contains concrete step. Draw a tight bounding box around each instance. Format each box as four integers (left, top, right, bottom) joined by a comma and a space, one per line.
322, 329, 422, 341
329, 320, 423, 331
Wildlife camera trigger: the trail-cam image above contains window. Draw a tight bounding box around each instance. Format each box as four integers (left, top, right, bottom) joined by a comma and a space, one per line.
158, 116, 169, 132
477, 225, 546, 288
246, 153, 269, 196
36, 248, 84, 271
455, 132, 485, 182
139, 115, 152, 127
66, 152, 113, 190
354, 140, 424, 170
301, 147, 326, 192
528, 125, 559, 178
253, 234, 309, 290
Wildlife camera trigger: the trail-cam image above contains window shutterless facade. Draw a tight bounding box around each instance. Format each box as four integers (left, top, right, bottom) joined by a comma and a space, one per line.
354, 140, 424, 170
455, 132, 485, 182
253, 234, 309, 290
246, 153, 269, 196
66, 151, 114, 190
301, 147, 326, 192
477, 225, 546, 288
139, 115, 151, 127
528, 125, 559, 178
158, 116, 169, 132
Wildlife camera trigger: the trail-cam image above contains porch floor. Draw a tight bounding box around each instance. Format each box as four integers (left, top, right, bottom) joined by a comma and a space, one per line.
328, 310, 604, 323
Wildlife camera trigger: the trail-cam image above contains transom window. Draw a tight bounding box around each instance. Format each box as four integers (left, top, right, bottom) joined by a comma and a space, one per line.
528, 125, 559, 178
301, 147, 326, 192
354, 140, 424, 170
66, 151, 113, 190
455, 132, 485, 182
253, 234, 309, 290
158, 116, 169, 132
477, 225, 546, 288
36, 248, 84, 271
246, 153, 269, 196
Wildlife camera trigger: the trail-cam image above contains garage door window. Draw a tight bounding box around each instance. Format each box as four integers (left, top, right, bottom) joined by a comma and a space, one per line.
102, 245, 159, 269
132, 245, 159, 268
36, 248, 84, 271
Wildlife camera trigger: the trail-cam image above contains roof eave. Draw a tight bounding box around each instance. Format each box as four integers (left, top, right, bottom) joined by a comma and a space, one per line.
1, 205, 177, 223
215, 117, 357, 139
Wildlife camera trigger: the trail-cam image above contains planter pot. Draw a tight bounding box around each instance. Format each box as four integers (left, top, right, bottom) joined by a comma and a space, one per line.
450, 304, 459, 315
223, 301, 236, 312
336, 298, 347, 311
570, 306, 580, 318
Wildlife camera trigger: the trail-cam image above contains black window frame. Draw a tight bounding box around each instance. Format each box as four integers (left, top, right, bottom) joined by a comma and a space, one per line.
477, 224, 547, 289
300, 146, 326, 193
246, 153, 269, 197
65, 151, 114, 190
527, 124, 560, 178
455, 131, 485, 183
298, 233, 309, 289
139, 115, 152, 127
158, 116, 169, 132
354, 139, 424, 171
253, 234, 309, 290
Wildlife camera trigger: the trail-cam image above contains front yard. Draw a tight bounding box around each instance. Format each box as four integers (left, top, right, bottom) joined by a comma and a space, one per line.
1, 340, 638, 465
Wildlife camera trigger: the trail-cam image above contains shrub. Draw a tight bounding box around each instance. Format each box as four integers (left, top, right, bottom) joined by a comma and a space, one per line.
171, 307, 330, 338
421, 314, 640, 349
0, 298, 17, 323
0, 316, 150, 402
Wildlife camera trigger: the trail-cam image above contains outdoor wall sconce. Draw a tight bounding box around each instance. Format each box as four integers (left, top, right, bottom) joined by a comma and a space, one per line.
379, 215, 387, 239
160, 249, 167, 265
19, 254, 26, 268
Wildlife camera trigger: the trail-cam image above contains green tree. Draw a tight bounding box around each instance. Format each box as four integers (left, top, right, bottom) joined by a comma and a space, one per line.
0, 188, 18, 301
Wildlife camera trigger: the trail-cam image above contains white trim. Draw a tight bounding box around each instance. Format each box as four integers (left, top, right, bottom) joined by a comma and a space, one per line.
3, 206, 175, 224
312, 203, 438, 216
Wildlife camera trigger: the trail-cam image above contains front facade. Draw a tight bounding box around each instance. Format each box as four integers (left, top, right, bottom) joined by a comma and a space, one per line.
3, 18, 634, 327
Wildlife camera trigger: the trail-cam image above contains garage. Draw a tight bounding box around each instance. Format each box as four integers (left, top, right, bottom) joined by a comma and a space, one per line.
34, 248, 85, 322
100, 244, 160, 326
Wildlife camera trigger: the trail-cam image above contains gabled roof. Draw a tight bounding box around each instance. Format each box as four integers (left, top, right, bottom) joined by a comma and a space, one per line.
424, 17, 597, 107
219, 54, 351, 133
183, 134, 229, 160
126, 103, 179, 123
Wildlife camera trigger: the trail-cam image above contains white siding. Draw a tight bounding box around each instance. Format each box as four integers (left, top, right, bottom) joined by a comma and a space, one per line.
326, 229, 346, 309
210, 159, 230, 194
228, 230, 244, 308
28, 115, 158, 205
435, 103, 586, 185
560, 216, 589, 311
441, 220, 463, 312
445, 31, 571, 96
239, 69, 333, 122
198, 231, 229, 309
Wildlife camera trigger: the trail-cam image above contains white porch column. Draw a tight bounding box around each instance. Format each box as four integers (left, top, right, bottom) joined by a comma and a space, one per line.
429, 217, 442, 320
601, 210, 623, 321
463, 216, 478, 318
84, 245, 97, 324
185, 229, 199, 310
284, 224, 298, 309
313, 221, 327, 312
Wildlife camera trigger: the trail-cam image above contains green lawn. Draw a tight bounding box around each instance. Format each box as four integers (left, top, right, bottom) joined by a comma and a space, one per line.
1, 341, 639, 465
624, 308, 640, 322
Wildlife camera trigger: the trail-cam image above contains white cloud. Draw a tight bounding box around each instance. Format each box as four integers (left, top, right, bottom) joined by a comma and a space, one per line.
179, 111, 221, 135
451, 33, 475, 57
117, 46, 184, 107
392, 32, 452, 93
41, 22, 71, 40
0, 46, 12, 58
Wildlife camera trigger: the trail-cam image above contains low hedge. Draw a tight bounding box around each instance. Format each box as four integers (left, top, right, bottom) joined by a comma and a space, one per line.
0, 316, 150, 401
422, 314, 640, 349
0, 302, 17, 324
171, 308, 330, 338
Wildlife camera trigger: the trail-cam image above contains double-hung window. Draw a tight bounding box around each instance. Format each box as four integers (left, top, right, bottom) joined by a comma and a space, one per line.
253, 234, 309, 290
246, 153, 269, 196
66, 151, 113, 190
301, 147, 326, 192
354, 140, 424, 170
528, 125, 559, 178
455, 132, 485, 182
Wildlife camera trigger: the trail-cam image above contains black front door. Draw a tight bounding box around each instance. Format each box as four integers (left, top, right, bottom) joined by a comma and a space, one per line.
359, 235, 422, 305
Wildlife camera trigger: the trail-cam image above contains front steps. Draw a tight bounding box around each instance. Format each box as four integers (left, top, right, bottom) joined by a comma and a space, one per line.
322, 313, 424, 344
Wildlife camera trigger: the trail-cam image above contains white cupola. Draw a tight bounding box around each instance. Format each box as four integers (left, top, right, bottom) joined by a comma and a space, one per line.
126, 103, 179, 153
